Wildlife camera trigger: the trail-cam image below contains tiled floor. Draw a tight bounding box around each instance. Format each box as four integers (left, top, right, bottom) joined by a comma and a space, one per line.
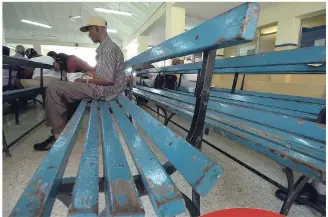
3, 102, 321, 217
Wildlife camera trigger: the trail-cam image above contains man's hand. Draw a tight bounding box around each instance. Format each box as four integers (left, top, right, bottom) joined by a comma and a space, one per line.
86, 71, 95, 78
74, 78, 86, 83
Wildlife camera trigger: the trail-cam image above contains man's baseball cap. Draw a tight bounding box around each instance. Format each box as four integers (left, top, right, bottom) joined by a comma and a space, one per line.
80, 16, 107, 32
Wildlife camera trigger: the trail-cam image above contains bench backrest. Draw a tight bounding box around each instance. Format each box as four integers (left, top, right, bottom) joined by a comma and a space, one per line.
124, 2, 260, 69
135, 46, 326, 75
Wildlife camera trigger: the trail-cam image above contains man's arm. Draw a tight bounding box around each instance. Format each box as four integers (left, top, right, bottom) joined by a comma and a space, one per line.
74, 78, 112, 85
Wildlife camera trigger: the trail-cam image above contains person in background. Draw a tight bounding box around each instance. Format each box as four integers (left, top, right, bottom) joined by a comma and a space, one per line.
3, 46, 13, 90
47, 51, 57, 60
55, 53, 95, 78
16, 48, 61, 88
13, 45, 26, 59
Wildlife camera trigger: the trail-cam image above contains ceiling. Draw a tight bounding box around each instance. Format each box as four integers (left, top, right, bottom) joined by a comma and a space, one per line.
3, 2, 279, 48
3, 2, 162, 47
145, 2, 279, 46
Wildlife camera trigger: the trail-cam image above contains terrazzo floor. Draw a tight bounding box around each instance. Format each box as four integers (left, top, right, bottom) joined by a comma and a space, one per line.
3, 101, 321, 217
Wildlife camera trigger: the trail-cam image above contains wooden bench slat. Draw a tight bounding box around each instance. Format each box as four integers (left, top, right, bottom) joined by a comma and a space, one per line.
3, 55, 53, 69
124, 3, 259, 68
210, 88, 326, 105
137, 85, 323, 115
68, 101, 99, 217
3, 87, 43, 102
134, 87, 325, 142
133, 89, 325, 161
132, 90, 325, 180
136, 46, 325, 74
99, 102, 145, 217
134, 88, 325, 154
136, 86, 318, 121
169, 88, 325, 106
209, 91, 323, 115
10, 100, 88, 217
109, 101, 185, 217
118, 96, 223, 196
161, 64, 325, 74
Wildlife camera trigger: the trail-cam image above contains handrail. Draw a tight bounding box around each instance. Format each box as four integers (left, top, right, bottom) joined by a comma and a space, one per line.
135, 46, 326, 75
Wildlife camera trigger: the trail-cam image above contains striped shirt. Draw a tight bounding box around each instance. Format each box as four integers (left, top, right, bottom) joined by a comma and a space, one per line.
93, 36, 126, 101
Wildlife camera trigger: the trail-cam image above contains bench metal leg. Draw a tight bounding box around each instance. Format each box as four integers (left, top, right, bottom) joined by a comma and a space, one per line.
204, 128, 209, 135
231, 73, 239, 94
156, 106, 160, 118
191, 189, 201, 217
186, 49, 216, 149
279, 168, 311, 216
164, 113, 175, 126
3, 131, 11, 157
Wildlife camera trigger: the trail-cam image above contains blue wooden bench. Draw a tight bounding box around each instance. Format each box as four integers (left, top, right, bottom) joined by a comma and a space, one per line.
10, 98, 223, 217
9, 1, 260, 216
129, 4, 325, 216
137, 46, 326, 122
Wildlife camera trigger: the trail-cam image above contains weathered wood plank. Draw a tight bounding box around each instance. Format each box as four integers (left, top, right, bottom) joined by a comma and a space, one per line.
10, 100, 88, 217
68, 100, 99, 217
110, 101, 185, 217
99, 102, 145, 217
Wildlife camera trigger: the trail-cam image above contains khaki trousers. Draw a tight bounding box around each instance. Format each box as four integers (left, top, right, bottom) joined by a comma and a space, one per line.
45, 80, 104, 134
20, 76, 60, 88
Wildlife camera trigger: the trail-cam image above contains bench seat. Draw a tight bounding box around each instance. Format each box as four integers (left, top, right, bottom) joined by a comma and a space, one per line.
133, 86, 326, 181
10, 96, 223, 217
3, 86, 46, 102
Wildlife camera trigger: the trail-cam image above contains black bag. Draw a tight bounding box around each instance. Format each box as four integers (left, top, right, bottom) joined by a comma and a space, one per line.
316, 107, 326, 124
154, 74, 177, 90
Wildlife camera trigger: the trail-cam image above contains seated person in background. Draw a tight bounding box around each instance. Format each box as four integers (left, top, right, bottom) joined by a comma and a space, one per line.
12, 45, 27, 59
55, 53, 95, 79
3, 46, 14, 90
47, 51, 57, 60
16, 48, 61, 88
135, 64, 155, 87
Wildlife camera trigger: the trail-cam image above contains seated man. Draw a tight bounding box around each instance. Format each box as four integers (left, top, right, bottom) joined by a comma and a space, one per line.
16, 48, 61, 88
41, 16, 125, 147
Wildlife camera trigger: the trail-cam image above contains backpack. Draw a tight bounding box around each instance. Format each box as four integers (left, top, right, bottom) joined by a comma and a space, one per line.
154, 74, 177, 90
316, 107, 326, 124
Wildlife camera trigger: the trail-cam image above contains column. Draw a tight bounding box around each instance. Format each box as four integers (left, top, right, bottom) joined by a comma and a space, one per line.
271, 17, 301, 83
137, 35, 148, 54
32, 43, 42, 54
165, 4, 186, 66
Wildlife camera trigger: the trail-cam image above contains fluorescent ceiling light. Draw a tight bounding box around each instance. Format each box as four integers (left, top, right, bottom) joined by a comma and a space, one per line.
72, 16, 81, 19
95, 8, 132, 16
21, 19, 52, 28
107, 29, 117, 33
